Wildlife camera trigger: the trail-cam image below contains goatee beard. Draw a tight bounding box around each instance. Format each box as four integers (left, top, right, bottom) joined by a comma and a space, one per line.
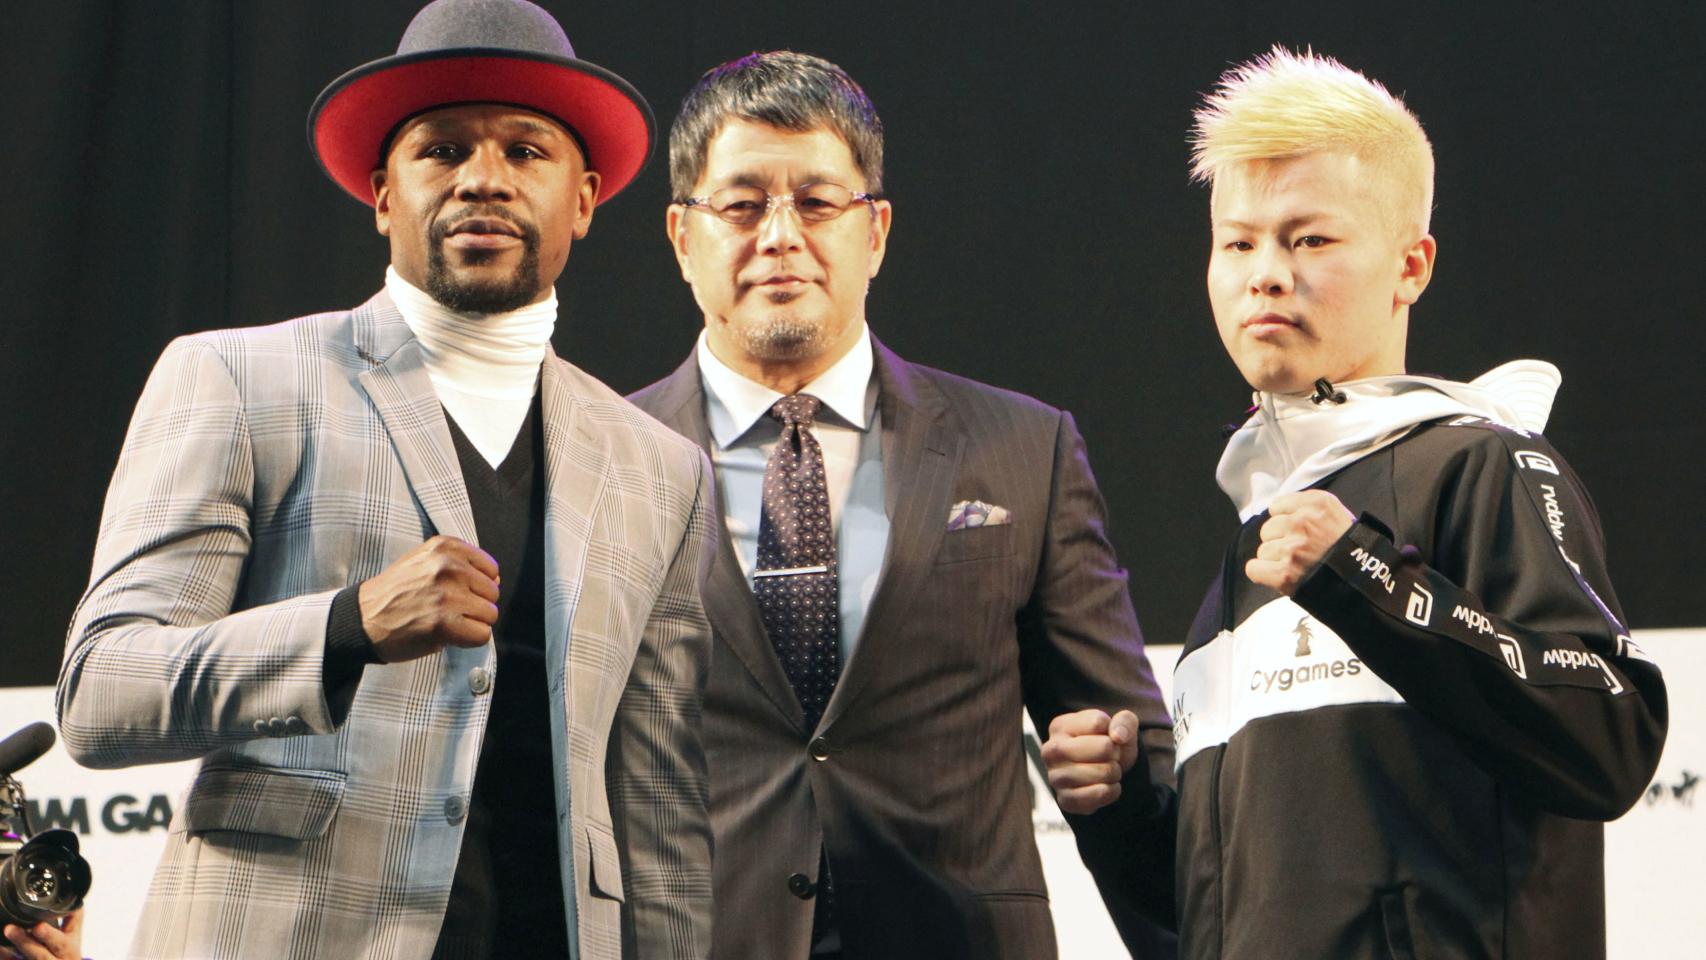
739, 314, 826, 361
425, 207, 543, 314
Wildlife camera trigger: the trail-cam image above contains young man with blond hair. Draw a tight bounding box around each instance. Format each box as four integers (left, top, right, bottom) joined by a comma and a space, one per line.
1043, 47, 1665, 958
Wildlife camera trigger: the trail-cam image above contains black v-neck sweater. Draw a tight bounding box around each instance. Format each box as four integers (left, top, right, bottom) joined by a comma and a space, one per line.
432, 396, 568, 959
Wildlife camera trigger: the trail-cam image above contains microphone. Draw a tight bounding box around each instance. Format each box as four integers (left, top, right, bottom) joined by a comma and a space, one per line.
1310, 378, 1347, 405
0, 723, 55, 778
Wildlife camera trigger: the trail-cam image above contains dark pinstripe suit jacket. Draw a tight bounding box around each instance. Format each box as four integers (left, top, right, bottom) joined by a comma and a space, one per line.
60, 293, 715, 959
631, 336, 1177, 960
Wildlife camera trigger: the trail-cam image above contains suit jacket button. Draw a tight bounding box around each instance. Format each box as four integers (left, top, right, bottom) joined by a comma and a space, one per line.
268, 717, 288, 737
809, 737, 830, 761
445, 795, 468, 824
252, 719, 269, 736
787, 872, 816, 899
468, 666, 492, 696
284, 716, 306, 735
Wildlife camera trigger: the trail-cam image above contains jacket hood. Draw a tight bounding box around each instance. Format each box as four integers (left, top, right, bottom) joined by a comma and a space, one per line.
1216, 360, 1561, 521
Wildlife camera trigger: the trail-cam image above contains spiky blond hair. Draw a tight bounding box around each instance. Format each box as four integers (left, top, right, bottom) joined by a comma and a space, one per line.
1191, 46, 1434, 237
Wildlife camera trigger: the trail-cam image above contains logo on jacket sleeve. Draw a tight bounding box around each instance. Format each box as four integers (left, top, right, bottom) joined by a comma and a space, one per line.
1449, 414, 1532, 438
1513, 450, 1561, 474
1405, 584, 1434, 626
1616, 634, 1657, 666
1350, 547, 1396, 594
1497, 633, 1528, 679
1541, 647, 1625, 694
1539, 483, 1568, 542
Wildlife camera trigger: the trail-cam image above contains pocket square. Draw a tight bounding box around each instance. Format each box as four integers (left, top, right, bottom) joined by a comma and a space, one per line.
947, 499, 1012, 530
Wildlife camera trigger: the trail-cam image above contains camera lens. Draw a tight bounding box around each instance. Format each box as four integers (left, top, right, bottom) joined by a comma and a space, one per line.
23, 861, 66, 904
0, 830, 91, 927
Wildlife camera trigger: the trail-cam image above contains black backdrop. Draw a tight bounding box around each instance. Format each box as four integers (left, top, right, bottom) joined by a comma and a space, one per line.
5, 1, 1703, 687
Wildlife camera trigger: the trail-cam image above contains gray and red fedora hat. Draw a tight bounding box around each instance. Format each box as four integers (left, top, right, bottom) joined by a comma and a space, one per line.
308, 0, 654, 207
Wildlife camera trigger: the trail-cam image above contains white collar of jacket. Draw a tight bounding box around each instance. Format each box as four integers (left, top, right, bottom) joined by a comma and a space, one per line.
1216, 359, 1562, 522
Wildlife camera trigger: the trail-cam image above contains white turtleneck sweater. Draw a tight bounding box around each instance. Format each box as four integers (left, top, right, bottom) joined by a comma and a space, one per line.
1216, 360, 1564, 522
385, 267, 556, 468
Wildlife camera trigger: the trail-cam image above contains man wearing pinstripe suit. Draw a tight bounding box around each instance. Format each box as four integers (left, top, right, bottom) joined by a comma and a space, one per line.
630, 52, 1177, 959
57, 2, 712, 958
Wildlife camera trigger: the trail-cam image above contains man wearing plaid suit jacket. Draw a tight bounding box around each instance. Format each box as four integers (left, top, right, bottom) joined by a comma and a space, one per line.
56, 3, 713, 958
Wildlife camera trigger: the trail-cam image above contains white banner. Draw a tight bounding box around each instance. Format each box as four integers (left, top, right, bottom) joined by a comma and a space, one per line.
1600, 628, 1704, 956
4, 626, 1699, 957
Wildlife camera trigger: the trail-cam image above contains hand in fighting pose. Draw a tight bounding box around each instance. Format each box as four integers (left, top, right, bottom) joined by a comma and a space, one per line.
1041, 709, 1141, 815
1041, 490, 1356, 815
358, 535, 501, 662
1244, 490, 1357, 595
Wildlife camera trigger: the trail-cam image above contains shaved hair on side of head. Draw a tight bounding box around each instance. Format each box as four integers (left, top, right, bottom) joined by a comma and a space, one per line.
1191, 46, 1435, 239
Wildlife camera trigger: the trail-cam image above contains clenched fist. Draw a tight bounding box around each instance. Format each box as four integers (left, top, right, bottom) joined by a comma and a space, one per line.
359, 535, 500, 663
1245, 490, 1356, 595
1041, 709, 1141, 815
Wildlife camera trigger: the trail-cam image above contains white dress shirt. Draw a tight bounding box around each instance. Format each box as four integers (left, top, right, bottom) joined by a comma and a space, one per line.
697, 326, 889, 661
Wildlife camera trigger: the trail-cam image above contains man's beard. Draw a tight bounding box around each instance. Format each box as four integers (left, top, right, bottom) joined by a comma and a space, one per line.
738, 315, 826, 361
425, 207, 543, 314
735, 289, 835, 360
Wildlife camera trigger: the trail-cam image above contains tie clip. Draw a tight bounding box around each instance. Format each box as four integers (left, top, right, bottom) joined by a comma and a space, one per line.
753, 564, 830, 578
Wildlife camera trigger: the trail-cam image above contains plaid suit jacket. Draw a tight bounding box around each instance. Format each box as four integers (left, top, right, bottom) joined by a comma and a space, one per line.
59, 293, 714, 959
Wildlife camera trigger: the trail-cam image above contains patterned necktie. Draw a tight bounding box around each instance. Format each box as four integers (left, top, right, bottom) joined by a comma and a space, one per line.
754, 393, 842, 732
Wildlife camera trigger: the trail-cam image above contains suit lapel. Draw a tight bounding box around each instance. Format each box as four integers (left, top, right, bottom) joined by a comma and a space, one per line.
820, 338, 964, 730
539, 354, 612, 684
640, 355, 808, 731
353, 294, 478, 544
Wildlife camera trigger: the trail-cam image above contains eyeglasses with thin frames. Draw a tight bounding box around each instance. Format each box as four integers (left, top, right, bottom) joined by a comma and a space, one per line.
678, 182, 878, 227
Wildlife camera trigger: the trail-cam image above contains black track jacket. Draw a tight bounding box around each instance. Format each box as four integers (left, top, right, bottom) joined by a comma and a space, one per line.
1173, 417, 1667, 959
